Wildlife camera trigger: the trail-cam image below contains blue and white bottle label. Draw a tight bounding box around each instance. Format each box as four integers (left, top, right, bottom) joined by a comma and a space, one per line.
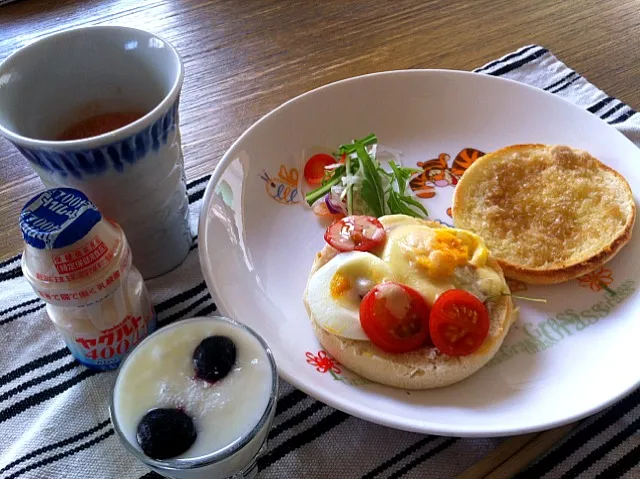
59, 308, 157, 371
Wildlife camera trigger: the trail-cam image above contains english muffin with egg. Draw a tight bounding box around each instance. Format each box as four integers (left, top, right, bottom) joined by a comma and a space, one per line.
452, 144, 636, 284
303, 214, 514, 390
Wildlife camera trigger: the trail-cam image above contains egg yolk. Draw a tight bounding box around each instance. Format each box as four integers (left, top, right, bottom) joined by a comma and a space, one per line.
416, 230, 470, 278
330, 272, 351, 298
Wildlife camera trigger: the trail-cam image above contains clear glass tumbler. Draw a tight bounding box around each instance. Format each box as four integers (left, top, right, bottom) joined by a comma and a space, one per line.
110, 316, 278, 479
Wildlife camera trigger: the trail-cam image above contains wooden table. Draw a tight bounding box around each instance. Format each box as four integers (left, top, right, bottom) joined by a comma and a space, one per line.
1, 0, 638, 476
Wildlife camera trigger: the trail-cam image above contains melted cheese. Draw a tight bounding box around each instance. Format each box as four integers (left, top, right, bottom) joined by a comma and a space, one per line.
380, 218, 506, 305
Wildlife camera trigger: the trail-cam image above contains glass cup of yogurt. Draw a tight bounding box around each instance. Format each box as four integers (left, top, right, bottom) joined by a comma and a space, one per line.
110, 316, 278, 479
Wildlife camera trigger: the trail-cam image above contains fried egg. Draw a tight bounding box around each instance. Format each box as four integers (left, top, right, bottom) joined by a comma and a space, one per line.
306, 251, 393, 340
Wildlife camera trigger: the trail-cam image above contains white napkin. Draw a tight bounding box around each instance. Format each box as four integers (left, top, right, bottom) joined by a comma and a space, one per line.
0, 45, 638, 479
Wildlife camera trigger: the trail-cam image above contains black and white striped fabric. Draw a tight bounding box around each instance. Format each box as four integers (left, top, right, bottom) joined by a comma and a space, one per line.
1, 45, 638, 479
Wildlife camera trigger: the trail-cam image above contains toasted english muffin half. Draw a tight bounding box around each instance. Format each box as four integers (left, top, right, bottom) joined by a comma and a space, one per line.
303, 220, 514, 390
452, 144, 636, 285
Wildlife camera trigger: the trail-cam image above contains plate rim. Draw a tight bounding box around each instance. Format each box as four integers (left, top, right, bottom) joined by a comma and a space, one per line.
198, 68, 640, 437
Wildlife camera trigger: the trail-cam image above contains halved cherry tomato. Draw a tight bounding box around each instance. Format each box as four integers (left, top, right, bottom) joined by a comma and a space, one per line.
359, 282, 431, 354
324, 215, 386, 252
304, 153, 336, 184
429, 289, 489, 356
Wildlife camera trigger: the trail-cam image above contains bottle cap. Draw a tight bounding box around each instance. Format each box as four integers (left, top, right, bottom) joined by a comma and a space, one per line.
20, 188, 102, 250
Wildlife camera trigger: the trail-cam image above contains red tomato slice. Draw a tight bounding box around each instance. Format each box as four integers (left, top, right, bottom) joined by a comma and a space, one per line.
304, 153, 335, 184
429, 289, 489, 356
324, 215, 386, 252
359, 282, 431, 354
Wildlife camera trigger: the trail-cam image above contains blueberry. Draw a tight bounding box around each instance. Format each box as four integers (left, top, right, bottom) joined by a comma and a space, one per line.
136, 408, 196, 459
193, 335, 236, 383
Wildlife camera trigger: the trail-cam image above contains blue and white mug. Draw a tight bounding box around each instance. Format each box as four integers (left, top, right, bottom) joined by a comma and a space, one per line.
0, 26, 191, 279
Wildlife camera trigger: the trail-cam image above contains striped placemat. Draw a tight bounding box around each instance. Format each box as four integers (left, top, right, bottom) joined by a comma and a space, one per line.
0, 45, 638, 479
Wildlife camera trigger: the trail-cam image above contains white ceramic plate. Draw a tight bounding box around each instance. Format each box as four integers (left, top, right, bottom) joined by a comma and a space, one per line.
198, 70, 640, 437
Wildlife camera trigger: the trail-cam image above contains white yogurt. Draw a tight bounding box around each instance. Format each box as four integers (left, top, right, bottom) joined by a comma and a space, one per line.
111, 316, 277, 478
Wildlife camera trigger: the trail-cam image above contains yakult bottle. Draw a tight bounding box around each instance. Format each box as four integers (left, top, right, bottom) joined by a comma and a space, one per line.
19, 188, 156, 371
